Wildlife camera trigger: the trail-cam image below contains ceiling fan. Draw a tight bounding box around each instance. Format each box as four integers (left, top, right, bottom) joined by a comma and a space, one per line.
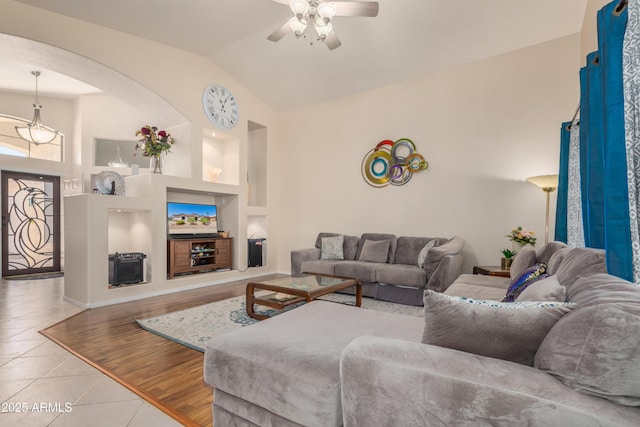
267, 0, 379, 50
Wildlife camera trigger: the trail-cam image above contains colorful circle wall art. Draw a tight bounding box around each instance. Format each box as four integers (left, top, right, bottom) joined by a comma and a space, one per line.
361, 138, 429, 187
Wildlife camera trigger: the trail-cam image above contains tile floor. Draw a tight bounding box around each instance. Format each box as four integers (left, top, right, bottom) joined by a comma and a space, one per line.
0, 276, 183, 427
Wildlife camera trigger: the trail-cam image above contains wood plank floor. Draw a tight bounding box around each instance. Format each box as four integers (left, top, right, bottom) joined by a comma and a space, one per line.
40, 274, 285, 427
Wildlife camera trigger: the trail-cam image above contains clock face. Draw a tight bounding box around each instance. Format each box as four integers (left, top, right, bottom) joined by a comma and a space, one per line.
202, 85, 239, 130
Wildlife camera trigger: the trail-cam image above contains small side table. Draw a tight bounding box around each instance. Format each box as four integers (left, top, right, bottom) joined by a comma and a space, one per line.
473, 266, 511, 278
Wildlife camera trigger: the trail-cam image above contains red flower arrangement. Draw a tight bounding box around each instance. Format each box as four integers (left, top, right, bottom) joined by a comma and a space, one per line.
134, 125, 174, 157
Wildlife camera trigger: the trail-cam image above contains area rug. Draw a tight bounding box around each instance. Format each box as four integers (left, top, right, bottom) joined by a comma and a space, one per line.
135, 293, 423, 352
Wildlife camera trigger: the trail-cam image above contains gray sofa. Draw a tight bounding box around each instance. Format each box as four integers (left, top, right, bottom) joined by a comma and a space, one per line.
204, 244, 640, 426
291, 232, 465, 305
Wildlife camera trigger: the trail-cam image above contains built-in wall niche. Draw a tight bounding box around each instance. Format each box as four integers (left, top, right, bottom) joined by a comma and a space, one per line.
248, 215, 267, 267
166, 189, 239, 240
107, 208, 152, 285
202, 128, 239, 185
94, 138, 141, 168
248, 121, 267, 207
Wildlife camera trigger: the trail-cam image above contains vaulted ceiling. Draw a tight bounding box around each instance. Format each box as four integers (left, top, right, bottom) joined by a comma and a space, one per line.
6, 0, 587, 110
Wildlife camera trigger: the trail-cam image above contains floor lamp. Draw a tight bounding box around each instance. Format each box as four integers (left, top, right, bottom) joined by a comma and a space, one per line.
526, 174, 559, 245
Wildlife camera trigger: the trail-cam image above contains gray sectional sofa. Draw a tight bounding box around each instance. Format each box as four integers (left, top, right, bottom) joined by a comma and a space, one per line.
204, 244, 640, 426
291, 232, 465, 305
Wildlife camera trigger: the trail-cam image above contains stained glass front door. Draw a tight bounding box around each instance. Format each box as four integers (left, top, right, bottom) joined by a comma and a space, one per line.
1, 171, 60, 277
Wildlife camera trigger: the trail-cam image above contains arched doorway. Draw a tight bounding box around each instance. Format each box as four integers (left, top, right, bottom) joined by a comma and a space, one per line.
0, 33, 189, 276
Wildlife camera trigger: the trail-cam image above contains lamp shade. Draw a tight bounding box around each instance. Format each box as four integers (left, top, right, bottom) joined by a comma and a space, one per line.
315, 23, 333, 39
526, 174, 559, 190
316, 2, 336, 25
290, 0, 309, 19
15, 71, 59, 145
288, 16, 308, 37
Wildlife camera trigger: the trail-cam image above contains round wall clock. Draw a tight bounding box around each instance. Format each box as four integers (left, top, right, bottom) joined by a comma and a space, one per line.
202, 84, 239, 130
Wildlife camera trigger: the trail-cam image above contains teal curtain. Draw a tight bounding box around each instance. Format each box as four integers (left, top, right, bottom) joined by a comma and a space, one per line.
555, 0, 634, 281
579, 53, 606, 249
599, 1, 633, 281
555, 122, 571, 243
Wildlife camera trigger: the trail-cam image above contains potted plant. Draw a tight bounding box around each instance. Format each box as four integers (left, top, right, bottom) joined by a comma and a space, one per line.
506, 226, 537, 252
500, 248, 517, 270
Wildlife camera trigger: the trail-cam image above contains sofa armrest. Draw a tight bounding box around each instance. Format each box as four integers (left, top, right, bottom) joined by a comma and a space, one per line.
340, 336, 639, 427
422, 236, 464, 292
290, 247, 321, 276
425, 251, 463, 293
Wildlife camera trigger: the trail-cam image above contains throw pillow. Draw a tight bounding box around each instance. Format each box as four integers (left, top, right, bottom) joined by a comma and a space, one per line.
422, 290, 575, 366
358, 239, 390, 263
535, 241, 568, 264
516, 275, 566, 302
502, 263, 548, 302
509, 244, 537, 280
546, 247, 571, 275
320, 235, 344, 260
417, 240, 438, 268
554, 247, 607, 289
535, 302, 640, 406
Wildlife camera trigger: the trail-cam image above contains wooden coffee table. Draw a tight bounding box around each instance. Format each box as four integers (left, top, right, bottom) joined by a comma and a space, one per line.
246, 273, 361, 320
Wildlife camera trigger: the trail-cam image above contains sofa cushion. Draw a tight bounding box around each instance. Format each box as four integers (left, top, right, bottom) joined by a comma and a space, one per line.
422, 290, 575, 366
516, 275, 566, 302
535, 241, 568, 264
334, 261, 379, 283
394, 237, 440, 266
301, 260, 338, 276
444, 282, 510, 301
204, 301, 424, 427
554, 247, 607, 288
320, 235, 344, 260
503, 263, 548, 302
341, 336, 640, 427
536, 277, 640, 405
356, 233, 396, 263
510, 244, 537, 280
564, 272, 640, 307
358, 239, 391, 263
315, 233, 360, 261
376, 264, 427, 289
448, 273, 511, 289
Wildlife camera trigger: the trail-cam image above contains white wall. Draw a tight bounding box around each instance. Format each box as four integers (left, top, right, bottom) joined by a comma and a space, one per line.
0, 0, 280, 180
1, 0, 583, 282
276, 34, 582, 273
581, 0, 613, 60
1, 0, 281, 275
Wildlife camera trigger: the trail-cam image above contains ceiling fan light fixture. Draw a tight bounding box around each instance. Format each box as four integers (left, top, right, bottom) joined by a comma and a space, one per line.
315, 22, 333, 40
290, 0, 309, 20
15, 71, 59, 145
316, 2, 336, 25
288, 16, 308, 38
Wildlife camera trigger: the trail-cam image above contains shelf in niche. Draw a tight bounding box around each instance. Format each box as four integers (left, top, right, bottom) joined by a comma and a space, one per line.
202, 128, 240, 186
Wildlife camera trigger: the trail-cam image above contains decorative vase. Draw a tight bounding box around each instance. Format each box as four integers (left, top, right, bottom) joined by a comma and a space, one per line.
512, 241, 525, 253
149, 153, 163, 174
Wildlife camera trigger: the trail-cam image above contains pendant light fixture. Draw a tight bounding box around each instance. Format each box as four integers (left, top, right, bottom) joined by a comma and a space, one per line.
15, 71, 59, 145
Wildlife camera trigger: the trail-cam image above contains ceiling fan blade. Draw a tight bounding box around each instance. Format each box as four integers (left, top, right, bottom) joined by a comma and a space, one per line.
325, 30, 342, 50
267, 21, 292, 42
332, 1, 379, 17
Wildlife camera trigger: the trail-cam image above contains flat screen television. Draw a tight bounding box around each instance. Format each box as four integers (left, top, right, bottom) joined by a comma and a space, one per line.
167, 202, 219, 238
